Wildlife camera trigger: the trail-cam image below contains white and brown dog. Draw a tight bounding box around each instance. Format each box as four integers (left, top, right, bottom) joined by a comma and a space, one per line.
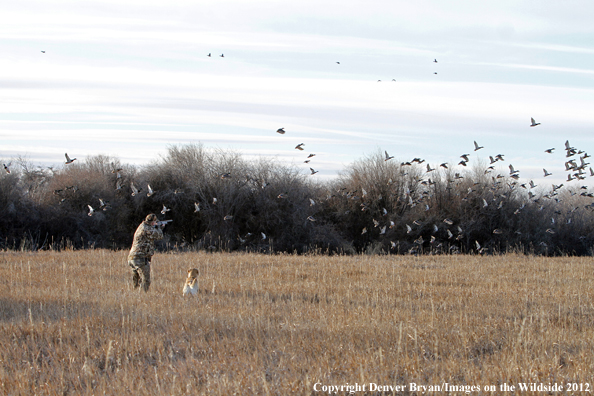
182, 268, 199, 296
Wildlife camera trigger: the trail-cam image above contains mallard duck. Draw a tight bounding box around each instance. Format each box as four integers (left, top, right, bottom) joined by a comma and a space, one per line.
64, 153, 76, 164
130, 182, 140, 196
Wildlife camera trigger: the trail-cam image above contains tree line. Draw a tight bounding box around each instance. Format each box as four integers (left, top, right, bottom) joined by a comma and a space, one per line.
2, 143, 593, 255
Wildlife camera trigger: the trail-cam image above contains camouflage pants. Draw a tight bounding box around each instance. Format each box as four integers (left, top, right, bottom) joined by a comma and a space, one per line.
128, 257, 151, 292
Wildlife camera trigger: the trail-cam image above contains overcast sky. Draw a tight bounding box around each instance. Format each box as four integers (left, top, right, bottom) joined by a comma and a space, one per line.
1, 0, 594, 189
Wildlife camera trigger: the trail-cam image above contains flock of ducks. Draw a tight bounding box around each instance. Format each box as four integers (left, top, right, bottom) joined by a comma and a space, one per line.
263, 115, 592, 254
8, 52, 591, 252
13, 114, 594, 254
363, 119, 594, 253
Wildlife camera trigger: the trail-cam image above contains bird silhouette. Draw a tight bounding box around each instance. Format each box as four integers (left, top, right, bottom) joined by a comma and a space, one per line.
99, 198, 111, 211
295, 143, 305, 150
384, 151, 394, 161
310, 168, 318, 175
565, 140, 574, 151
64, 153, 76, 164
130, 182, 140, 196
530, 117, 540, 127
473, 141, 483, 151
87, 205, 95, 216
543, 169, 552, 177
276, 128, 285, 134
545, 148, 555, 153
475, 240, 485, 253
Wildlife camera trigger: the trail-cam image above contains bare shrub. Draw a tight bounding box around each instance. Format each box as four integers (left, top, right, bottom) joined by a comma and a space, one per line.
3, 144, 594, 255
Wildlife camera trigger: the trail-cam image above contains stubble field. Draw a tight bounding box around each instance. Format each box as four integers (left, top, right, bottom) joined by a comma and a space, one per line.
0, 250, 593, 395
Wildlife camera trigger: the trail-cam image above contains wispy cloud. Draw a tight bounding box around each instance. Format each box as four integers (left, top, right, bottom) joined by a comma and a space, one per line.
1, 0, 594, 188
474, 61, 594, 76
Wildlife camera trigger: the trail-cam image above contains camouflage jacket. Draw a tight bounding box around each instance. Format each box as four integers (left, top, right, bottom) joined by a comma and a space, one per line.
127, 221, 164, 260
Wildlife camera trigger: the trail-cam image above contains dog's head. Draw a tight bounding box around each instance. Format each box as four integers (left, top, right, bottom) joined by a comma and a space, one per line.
187, 268, 199, 279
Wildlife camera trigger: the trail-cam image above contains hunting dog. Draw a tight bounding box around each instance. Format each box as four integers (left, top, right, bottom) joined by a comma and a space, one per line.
182, 268, 199, 296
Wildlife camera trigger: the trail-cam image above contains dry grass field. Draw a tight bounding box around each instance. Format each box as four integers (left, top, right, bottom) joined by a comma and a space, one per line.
0, 250, 593, 395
